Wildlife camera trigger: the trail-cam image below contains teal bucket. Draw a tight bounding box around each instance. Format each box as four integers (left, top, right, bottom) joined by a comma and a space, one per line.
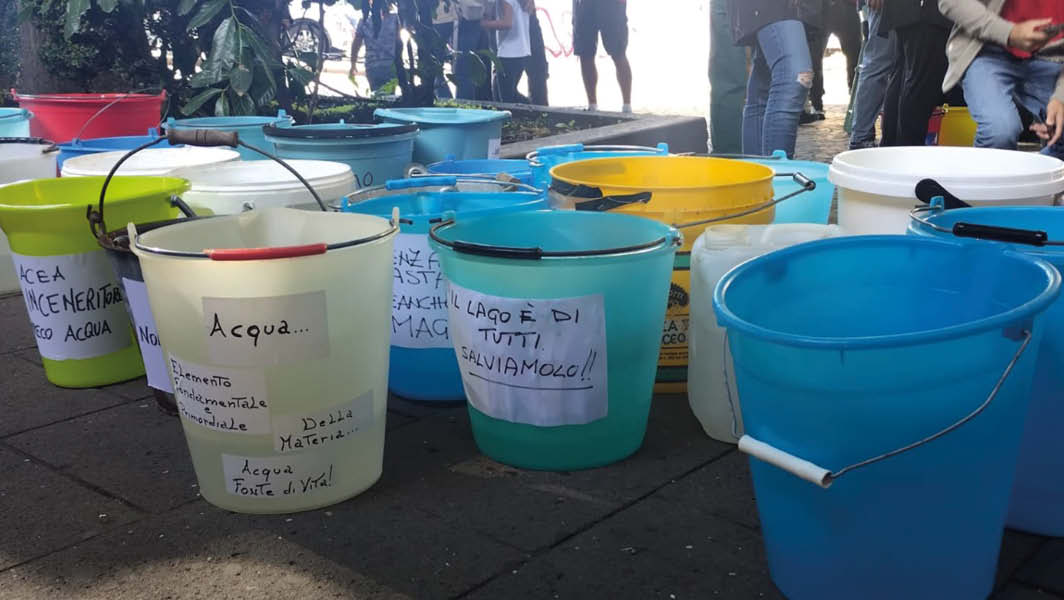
263, 121, 418, 189
526, 143, 669, 190
713, 235, 1059, 600
0, 108, 32, 138
164, 111, 292, 159
738, 150, 833, 225
909, 203, 1064, 536
341, 176, 546, 403
429, 211, 682, 470
374, 107, 510, 164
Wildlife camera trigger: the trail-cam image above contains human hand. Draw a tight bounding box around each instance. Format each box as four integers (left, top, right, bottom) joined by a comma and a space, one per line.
1009, 18, 1054, 52
1032, 98, 1064, 146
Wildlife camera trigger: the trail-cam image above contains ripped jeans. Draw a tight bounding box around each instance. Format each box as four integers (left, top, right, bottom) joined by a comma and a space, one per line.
742, 19, 813, 158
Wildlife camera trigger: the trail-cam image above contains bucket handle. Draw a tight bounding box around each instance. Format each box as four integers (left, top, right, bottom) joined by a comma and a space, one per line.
672, 172, 816, 229
909, 178, 1061, 247
0, 137, 59, 154
739, 328, 1032, 488
88, 128, 329, 241
547, 178, 655, 212
69, 87, 166, 144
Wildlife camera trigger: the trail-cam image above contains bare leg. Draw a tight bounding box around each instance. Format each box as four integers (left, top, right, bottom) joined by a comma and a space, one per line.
613, 54, 632, 105
580, 55, 598, 106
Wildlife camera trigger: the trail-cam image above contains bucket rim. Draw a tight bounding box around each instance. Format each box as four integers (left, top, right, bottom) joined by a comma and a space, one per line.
0, 108, 30, 121
171, 159, 354, 194
0, 176, 189, 212
429, 210, 682, 260
263, 122, 418, 139
373, 106, 511, 125
166, 114, 293, 128
548, 155, 776, 194
909, 205, 1064, 255
343, 190, 544, 221
13, 91, 165, 103
60, 146, 241, 177
713, 234, 1061, 349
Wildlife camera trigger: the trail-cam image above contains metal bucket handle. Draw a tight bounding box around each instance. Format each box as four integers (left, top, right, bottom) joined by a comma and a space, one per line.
428, 215, 682, 260
87, 128, 328, 241
909, 178, 1059, 247
739, 327, 1032, 488
0, 136, 59, 154
67, 87, 168, 144
672, 172, 816, 229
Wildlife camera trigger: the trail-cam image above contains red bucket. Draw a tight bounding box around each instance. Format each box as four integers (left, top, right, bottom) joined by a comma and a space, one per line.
12, 90, 166, 143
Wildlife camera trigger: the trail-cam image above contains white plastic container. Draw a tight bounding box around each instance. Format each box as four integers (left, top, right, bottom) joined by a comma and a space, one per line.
169, 159, 355, 215
688, 224, 843, 443
60, 147, 240, 178
0, 140, 59, 293
829, 147, 1064, 234
130, 207, 397, 514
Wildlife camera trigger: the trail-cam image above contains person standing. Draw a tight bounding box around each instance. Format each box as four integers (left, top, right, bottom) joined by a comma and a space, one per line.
849, 0, 897, 148
454, 0, 494, 100
526, 0, 551, 105
483, 0, 532, 103
349, 9, 402, 93
806, 0, 863, 120
729, 0, 822, 157
939, 0, 1064, 153
432, 1, 457, 99
573, 0, 633, 113
880, 0, 955, 146
709, 0, 747, 154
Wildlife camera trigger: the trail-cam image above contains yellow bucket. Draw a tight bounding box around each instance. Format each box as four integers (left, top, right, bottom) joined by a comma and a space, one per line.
548, 156, 777, 394
938, 105, 977, 147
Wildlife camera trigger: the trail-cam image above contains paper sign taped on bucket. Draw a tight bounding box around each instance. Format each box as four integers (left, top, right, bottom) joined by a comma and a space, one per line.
448, 283, 608, 427
203, 291, 329, 366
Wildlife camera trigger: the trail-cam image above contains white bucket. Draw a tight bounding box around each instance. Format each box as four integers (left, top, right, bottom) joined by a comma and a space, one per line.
0, 141, 59, 293
169, 159, 355, 215
60, 147, 240, 178
829, 147, 1064, 234
688, 223, 843, 443
130, 207, 397, 514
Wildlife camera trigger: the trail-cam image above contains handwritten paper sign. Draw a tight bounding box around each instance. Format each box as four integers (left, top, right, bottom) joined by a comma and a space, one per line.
272, 390, 375, 453
13, 251, 133, 360
121, 278, 172, 393
222, 453, 337, 499
169, 354, 269, 434
202, 291, 328, 366
447, 282, 608, 426
392, 233, 451, 349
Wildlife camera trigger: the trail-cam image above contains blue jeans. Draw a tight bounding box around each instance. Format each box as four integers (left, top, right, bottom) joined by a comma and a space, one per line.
963, 45, 1064, 157
709, 0, 747, 154
742, 20, 813, 158
849, 6, 894, 148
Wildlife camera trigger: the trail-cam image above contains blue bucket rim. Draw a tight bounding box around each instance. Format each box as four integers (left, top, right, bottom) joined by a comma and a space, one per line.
910, 206, 1064, 254
166, 113, 292, 127
0, 108, 30, 121
374, 107, 511, 125
263, 121, 417, 139
714, 234, 1061, 349
343, 190, 543, 222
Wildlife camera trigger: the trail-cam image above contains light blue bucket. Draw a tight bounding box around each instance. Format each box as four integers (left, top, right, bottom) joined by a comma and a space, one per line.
0, 108, 32, 138
713, 235, 1059, 600
526, 143, 669, 190
264, 121, 418, 189
429, 210, 682, 470
57, 128, 181, 169
419, 157, 534, 186
909, 204, 1064, 536
340, 176, 546, 402
738, 150, 833, 224
164, 110, 293, 160
374, 107, 510, 164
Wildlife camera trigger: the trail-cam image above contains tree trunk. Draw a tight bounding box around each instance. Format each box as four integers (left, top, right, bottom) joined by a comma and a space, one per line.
16, 0, 67, 94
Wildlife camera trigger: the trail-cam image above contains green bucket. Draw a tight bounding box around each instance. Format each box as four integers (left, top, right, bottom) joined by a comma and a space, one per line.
0, 176, 188, 387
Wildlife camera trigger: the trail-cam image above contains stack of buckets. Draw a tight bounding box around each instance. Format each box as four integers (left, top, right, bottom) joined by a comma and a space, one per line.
4, 104, 1064, 600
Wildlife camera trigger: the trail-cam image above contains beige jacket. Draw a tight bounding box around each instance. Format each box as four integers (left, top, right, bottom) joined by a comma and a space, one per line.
939, 0, 1064, 102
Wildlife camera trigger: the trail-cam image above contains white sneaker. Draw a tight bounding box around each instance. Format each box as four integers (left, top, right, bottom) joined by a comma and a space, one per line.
622, 104, 632, 114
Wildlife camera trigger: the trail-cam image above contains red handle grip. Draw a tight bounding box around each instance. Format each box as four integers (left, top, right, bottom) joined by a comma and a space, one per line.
205, 244, 328, 261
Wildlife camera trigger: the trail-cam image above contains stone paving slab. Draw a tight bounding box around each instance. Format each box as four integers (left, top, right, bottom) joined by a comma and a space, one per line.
0, 355, 132, 438
654, 449, 760, 531
5, 401, 198, 514
0, 446, 141, 572
0, 292, 34, 355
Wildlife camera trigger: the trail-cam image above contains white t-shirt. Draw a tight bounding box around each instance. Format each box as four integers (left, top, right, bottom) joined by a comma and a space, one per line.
496, 0, 531, 58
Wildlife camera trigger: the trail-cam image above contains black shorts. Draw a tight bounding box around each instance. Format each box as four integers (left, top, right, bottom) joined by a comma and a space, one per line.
572, 0, 628, 58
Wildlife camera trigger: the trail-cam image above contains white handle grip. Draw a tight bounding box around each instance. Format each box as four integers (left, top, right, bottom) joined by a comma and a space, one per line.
738, 435, 833, 489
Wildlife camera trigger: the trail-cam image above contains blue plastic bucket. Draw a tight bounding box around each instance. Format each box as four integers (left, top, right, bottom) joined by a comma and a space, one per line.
341, 176, 546, 402
429, 211, 682, 469
713, 235, 1059, 600
421, 157, 534, 186
0, 108, 32, 138
374, 107, 510, 164
737, 150, 833, 224
57, 128, 180, 169
263, 121, 418, 189
164, 110, 293, 160
526, 143, 669, 190
909, 205, 1064, 536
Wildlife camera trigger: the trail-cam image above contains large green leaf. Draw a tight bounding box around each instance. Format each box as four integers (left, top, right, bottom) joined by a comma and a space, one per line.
179, 87, 222, 115
64, 0, 90, 37
230, 91, 255, 115
214, 92, 229, 116
229, 65, 252, 96
177, 0, 198, 16
208, 17, 238, 70
97, 0, 119, 12
186, 0, 225, 30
